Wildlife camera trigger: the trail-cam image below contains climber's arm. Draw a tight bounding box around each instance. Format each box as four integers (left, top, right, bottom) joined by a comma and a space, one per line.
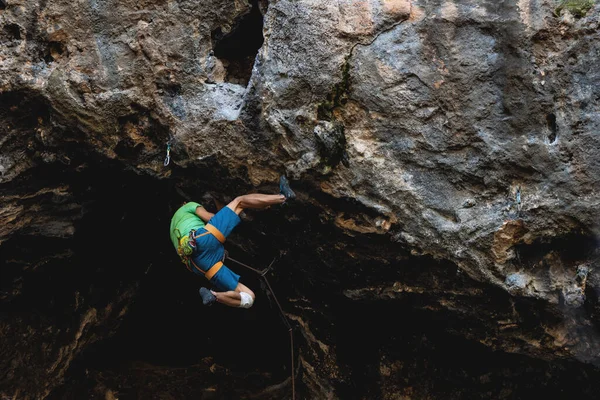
195, 206, 214, 223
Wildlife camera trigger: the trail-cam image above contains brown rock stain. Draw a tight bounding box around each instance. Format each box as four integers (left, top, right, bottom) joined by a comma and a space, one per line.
338, 0, 374, 36
492, 219, 528, 264
382, 0, 411, 18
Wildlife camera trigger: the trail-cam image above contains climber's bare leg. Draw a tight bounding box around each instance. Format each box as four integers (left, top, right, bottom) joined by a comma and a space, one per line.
212, 282, 255, 307
227, 194, 285, 215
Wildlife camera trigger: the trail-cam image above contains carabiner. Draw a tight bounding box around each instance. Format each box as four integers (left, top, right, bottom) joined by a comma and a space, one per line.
164, 141, 171, 166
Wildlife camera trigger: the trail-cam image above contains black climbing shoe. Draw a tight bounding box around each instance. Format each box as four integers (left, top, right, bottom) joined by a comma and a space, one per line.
199, 287, 217, 306
279, 175, 296, 200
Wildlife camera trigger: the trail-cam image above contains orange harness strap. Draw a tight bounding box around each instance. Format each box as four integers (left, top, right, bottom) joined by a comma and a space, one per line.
205, 261, 224, 280
203, 224, 226, 244
188, 259, 224, 281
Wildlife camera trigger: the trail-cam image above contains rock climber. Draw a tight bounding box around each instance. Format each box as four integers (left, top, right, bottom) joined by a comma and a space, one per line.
169, 175, 296, 308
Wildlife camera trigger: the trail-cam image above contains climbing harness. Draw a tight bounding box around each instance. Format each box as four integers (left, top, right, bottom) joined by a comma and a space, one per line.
203, 223, 226, 244
177, 224, 227, 281
164, 140, 171, 166
166, 154, 296, 399
226, 255, 296, 400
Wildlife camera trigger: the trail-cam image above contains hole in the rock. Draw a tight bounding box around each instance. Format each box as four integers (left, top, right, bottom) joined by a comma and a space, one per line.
514, 230, 597, 268
211, 0, 264, 86
0, 0, 6, 10
3, 23, 21, 41
43, 41, 66, 63
163, 82, 181, 97
547, 113, 558, 143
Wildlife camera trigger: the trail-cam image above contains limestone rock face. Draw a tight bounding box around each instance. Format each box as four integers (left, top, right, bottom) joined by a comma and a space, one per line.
1, 0, 600, 399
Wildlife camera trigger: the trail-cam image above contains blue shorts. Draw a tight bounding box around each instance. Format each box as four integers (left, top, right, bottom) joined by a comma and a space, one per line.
190, 206, 241, 291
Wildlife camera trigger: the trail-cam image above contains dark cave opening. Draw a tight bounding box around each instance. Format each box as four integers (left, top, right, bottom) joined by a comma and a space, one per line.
0, 152, 292, 398
3, 99, 600, 398
4, 156, 600, 399
211, 0, 264, 86
63, 164, 290, 382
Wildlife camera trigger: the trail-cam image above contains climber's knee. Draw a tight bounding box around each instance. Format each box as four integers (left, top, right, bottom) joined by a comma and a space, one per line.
239, 291, 254, 309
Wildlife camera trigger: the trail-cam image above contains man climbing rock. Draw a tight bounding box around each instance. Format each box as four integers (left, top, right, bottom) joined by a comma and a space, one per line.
169, 175, 296, 308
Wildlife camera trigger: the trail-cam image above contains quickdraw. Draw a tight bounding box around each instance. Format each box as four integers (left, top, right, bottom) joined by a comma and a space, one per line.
164, 141, 171, 166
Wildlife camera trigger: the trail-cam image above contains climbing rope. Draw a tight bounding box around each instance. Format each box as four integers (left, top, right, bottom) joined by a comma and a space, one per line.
162, 137, 294, 397
226, 256, 296, 400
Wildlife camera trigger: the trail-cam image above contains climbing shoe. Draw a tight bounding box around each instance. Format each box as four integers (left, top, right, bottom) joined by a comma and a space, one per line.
279, 175, 296, 200
199, 287, 217, 306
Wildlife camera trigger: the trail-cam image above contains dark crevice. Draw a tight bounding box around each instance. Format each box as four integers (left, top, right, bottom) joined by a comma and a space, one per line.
0, 0, 7, 10
317, 57, 352, 121
211, 0, 264, 86
547, 113, 558, 143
